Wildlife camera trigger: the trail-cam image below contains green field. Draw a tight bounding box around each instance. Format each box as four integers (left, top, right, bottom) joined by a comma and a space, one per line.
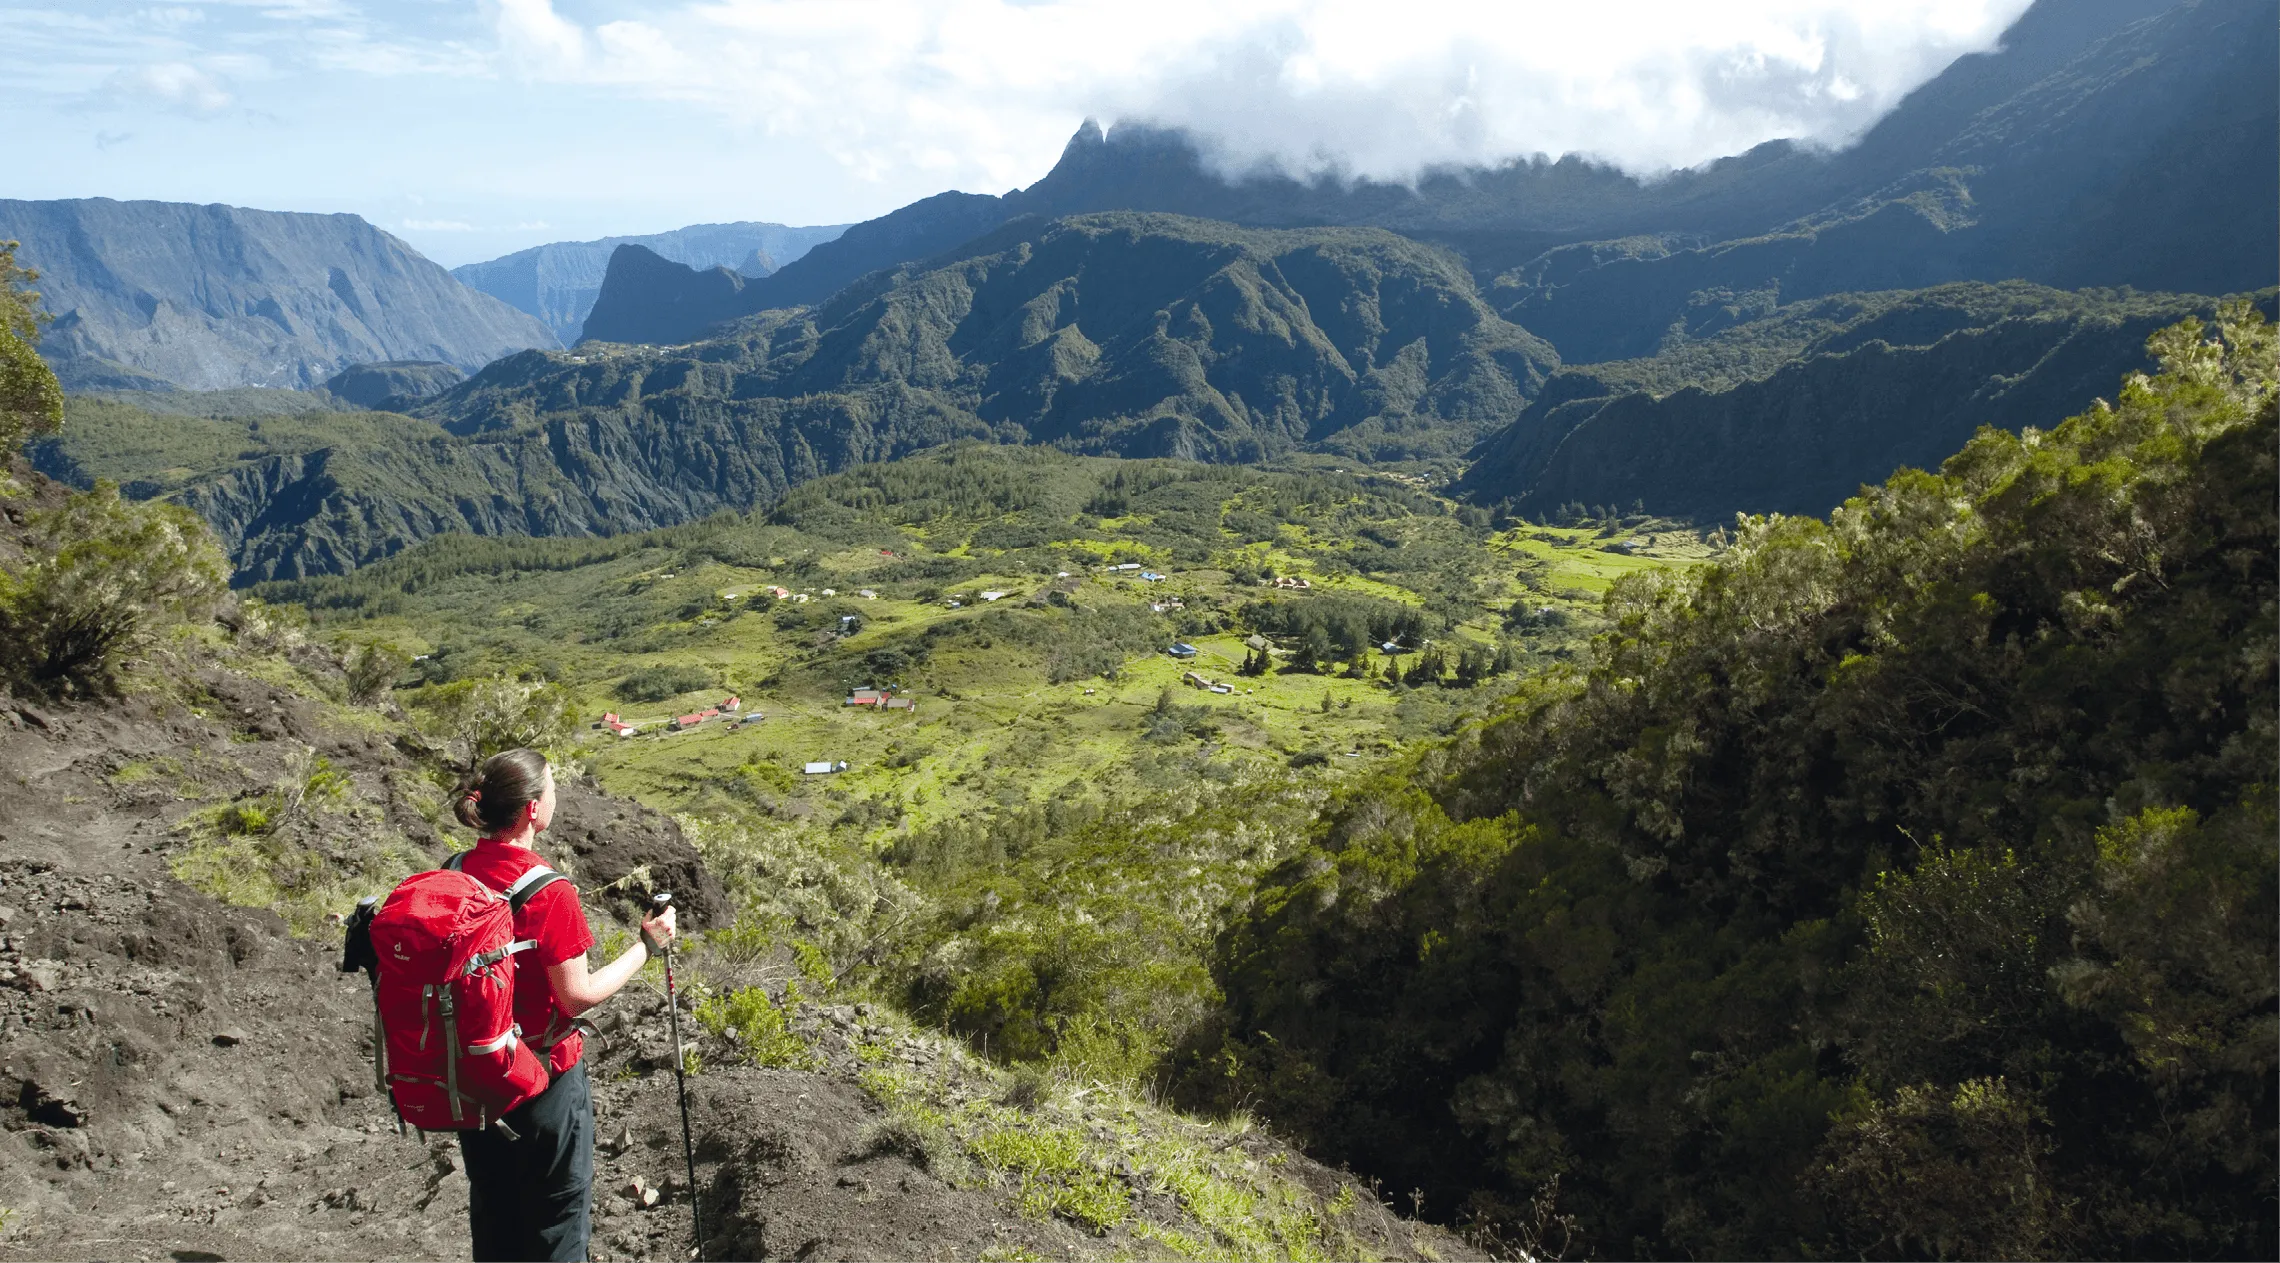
266, 445, 1709, 835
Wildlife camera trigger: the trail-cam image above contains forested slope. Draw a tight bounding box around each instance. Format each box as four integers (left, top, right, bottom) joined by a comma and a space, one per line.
1459, 284, 2270, 519
1186, 305, 2277, 1258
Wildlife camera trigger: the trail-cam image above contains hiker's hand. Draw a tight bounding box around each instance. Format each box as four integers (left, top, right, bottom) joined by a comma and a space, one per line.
641, 906, 678, 953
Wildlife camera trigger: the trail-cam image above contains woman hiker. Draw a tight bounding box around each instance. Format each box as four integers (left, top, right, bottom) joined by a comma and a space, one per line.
449, 748, 678, 1262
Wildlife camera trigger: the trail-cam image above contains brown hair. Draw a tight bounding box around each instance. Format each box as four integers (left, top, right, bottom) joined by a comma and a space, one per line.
452, 748, 549, 835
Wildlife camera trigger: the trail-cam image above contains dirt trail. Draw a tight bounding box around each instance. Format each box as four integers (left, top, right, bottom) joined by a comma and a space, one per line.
0, 673, 1471, 1261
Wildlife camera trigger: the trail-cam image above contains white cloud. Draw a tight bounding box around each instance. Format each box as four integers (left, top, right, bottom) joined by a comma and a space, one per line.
103, 60, 234, 114
486, 0, 2038, 186
401, 217, 477, 231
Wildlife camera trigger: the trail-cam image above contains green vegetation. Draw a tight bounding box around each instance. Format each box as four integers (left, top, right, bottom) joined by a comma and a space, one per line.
693, 984, 818, 1070
253, 445, 1702, 1098
0, 482, 229, 697
1182, 303, 2277, 1257
1460, 283, 2276, 520
1, 240, 63, 460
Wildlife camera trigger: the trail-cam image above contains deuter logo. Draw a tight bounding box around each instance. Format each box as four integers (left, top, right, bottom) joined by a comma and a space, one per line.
391, 941, 410, 960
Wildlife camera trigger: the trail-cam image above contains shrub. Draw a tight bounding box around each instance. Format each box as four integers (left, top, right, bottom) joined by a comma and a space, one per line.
419, 675, 577, 762
0, 482, 228, 696
615, 663, 715, 702
343, 642, 410, 704
693, 985, 816, 1069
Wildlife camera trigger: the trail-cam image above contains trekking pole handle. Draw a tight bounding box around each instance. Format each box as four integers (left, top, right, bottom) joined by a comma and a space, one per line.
647, 892, 675, 955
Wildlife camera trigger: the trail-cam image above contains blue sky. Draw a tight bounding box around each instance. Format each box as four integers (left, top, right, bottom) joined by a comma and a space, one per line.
3, 1, 2033, 268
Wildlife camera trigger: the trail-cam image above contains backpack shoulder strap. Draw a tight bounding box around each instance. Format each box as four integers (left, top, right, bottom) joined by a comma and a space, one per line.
503, 865, 564, 914
443, 850, 467, 872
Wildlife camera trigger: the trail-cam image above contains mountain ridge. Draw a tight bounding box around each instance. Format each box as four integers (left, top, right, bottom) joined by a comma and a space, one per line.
0, 198, 557, 391
578, 0, 2261, 352
453, 220, 847, 344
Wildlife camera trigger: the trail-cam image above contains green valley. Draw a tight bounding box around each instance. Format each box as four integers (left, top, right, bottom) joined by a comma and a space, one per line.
262, 446, 1707, 833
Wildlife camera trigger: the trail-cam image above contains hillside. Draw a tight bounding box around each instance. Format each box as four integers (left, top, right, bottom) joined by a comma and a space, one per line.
0, 453, 1467, 1263
492, 213, 1557, 464
1458, 283, 2271, 519
0, 198, 557, 391
31, 213, 1559, 583
255, 443, 1685, 835
1185, 304, 2277, 1257
580, 0, 2271, 354
454, 221, 847, 344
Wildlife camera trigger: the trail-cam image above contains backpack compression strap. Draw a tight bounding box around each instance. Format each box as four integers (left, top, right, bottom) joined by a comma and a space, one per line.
441, 852, 567, 911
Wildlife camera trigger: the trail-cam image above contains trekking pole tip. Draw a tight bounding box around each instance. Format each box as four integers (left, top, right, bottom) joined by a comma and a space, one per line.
652, 891, 675, 909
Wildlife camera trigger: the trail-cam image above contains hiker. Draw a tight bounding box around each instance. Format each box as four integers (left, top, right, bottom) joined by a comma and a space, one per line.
447, 747, 678, 1263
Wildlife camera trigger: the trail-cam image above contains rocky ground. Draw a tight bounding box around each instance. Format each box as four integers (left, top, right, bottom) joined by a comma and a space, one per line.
0, 647, 1474, 1261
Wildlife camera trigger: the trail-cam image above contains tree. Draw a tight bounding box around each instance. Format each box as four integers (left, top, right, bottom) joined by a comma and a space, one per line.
1, 240, 63, 462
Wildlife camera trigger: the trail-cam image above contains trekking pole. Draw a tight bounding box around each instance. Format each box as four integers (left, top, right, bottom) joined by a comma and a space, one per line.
653, 892, 703, 1257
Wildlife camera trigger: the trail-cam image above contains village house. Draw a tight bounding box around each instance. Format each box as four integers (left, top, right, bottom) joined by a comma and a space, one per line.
846, 686, 893, 707
599, 712, 640, 738
883, 696, 918, 713
858, 589, 878, 599
765, 585, 792, 599
1107, 562, 1142, 572
802, 760, 849, 775
1268, 576, 1313, 590
979, 591, 1007, 601
668, 708, 720, 732
1166, 643, 1199, 659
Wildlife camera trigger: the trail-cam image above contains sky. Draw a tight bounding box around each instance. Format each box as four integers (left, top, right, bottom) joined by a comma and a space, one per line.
2, 0, 2037, 269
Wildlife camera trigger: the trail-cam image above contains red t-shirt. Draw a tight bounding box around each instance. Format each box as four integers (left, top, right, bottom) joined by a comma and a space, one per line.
454, 839, 595, 1075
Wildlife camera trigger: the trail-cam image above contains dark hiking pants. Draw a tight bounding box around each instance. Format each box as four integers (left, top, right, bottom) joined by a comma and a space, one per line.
459, 1060, 593, 1262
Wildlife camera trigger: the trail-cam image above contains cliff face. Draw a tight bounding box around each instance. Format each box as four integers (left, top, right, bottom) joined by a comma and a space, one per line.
452, 220, 846, 344
0, 198, 557, 391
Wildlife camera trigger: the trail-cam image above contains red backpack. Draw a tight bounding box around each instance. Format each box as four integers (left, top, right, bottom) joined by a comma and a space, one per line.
355, 860, 565, 1133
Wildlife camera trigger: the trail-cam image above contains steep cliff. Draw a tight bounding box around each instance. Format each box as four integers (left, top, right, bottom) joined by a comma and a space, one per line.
0, 199, 557, 391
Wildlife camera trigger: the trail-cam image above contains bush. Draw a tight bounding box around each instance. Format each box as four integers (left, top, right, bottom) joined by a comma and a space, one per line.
419, 676, 577, 762
694, 985, 816, 1069
615, 663, 715, 702
343, 641, 410, 704
0, 481, 228, 696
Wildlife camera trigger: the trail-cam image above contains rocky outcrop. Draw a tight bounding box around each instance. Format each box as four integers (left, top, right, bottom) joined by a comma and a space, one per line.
453, 221, 846, 345
0, 198, 558, 391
